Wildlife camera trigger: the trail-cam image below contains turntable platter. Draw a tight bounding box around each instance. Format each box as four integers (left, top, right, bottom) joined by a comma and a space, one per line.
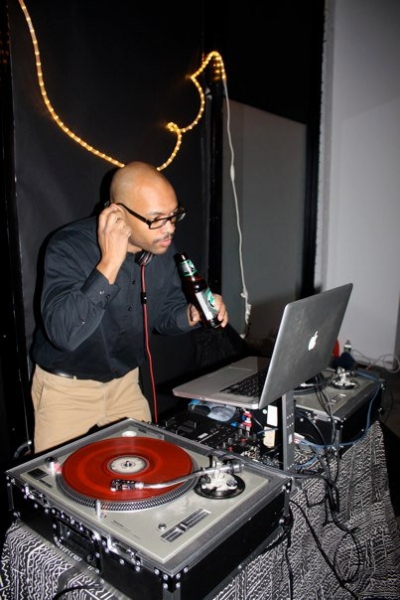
58, 437, 195, 510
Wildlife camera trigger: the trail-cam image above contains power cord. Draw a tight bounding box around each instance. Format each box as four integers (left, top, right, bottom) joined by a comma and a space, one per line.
290, 499, 359, 599
222, 78, 252, 330
351, 349, 400, 373
141, 264, 158, 424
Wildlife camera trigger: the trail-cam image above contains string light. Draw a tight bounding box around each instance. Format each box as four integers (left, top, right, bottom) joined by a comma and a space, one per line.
18, 0, 124, 168
18, 0, 226, 171
158, 51, 226, 170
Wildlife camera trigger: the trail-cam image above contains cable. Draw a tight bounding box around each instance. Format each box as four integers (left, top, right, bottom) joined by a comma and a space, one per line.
351, 349, 400, 373
316, 392, 336, 445
140, 265, 158, 424
283, 543, 295, 600
296, 408, 329, 446
222, 79, 251, 330
293, 438, 365, 590
13, 440, 33, 460
379, 379, 394, 425
290, 499, 359, 599
257, 507, 295, 600
313, 458, 363, 585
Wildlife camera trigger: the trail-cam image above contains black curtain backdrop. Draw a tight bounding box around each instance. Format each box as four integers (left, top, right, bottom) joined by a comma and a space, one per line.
9, 0, 212, 352
1, 0, 323, 455
4, 0, 222, 450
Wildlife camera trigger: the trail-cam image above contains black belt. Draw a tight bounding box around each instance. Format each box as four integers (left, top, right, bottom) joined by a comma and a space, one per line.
43, 367, 78, 379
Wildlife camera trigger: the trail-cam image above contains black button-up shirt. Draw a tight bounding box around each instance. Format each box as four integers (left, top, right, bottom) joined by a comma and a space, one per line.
31, 216, 192, 381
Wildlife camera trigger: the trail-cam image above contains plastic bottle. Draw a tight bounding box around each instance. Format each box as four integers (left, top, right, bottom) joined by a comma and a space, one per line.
175, 252, 220, 329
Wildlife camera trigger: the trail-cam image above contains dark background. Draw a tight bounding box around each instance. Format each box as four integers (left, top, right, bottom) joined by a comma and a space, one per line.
0, 0, 324, 461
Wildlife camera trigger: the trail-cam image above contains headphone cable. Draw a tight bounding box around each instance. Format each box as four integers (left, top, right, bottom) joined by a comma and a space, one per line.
140, 264, 158, 423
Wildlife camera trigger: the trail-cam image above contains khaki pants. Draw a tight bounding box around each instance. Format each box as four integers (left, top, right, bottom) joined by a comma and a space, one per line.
31, 365, 151, 453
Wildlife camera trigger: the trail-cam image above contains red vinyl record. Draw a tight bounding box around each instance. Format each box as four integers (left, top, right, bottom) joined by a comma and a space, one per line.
61, 437, 194, 502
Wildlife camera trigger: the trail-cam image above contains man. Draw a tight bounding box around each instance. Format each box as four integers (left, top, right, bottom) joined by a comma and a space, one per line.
31, 162, 228, 453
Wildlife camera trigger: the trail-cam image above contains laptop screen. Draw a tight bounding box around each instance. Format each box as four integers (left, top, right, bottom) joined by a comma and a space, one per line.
258, 283, 353, 409
172, 284, 353, 411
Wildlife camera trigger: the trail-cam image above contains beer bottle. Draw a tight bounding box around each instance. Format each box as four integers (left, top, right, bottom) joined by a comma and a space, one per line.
176, 253, 220, 328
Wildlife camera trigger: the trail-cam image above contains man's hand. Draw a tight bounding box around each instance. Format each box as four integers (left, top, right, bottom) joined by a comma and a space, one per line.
187, 294, 229, 328
96, 205, 131, 283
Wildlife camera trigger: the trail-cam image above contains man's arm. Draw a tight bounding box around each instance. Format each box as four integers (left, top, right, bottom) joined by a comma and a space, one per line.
40, 224, 120, 352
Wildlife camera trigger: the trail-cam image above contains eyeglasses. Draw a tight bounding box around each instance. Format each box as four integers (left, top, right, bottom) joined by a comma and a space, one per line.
117, 203, 186, 229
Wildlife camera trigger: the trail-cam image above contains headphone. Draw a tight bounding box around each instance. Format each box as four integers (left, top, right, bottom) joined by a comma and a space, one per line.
135, 250, 153, 266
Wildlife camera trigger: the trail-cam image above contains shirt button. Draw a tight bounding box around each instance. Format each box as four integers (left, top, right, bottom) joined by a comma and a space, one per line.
128, 306, 133, 311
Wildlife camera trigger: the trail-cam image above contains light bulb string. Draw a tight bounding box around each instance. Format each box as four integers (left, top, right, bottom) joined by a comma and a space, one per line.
18, 0, 226, 171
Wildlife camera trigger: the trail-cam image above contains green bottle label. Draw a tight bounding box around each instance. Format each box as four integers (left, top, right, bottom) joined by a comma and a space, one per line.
180, 259, 196, 277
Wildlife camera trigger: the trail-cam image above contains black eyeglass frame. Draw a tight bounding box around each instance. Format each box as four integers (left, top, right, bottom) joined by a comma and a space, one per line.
116, 202, 186, 230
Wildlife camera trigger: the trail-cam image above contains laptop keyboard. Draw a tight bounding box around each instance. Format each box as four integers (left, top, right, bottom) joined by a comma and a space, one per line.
221, 370, 267, 397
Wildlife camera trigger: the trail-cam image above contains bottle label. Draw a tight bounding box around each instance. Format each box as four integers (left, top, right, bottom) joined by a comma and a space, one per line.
195, 289, 218, 320
180, 259, 196, 277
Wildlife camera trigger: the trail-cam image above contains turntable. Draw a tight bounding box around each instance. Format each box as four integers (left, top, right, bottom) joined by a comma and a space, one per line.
294, 368, 382, 445
6, 418, 291, 600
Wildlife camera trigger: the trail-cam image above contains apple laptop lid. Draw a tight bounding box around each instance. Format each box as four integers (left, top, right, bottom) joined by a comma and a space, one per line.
173, 284, 353, 410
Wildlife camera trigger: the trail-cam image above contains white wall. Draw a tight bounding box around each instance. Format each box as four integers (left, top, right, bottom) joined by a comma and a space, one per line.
222, 100, 306, 343
318, 0, 400, 366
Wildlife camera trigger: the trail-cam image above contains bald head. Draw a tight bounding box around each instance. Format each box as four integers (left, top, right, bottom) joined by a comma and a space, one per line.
110, 162, 172, 206
107, 161, 181, 256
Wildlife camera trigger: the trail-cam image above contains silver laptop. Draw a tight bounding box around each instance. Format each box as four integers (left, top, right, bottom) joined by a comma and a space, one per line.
173, 284, 353, 410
